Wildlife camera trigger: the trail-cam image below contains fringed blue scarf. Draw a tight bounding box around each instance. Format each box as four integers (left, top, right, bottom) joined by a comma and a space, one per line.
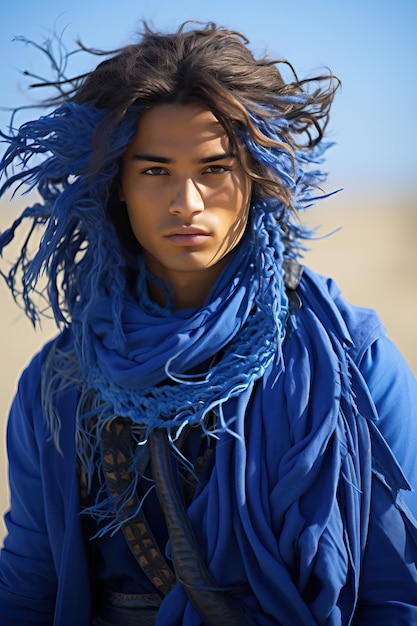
0, 95, 374, 623
45, 209, 291, 527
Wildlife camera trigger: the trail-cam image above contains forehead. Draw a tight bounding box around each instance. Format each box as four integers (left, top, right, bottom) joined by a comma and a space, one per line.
127, 103, 230, 154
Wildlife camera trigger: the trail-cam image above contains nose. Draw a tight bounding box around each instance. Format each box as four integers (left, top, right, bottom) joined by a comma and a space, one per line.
169, 177, 204, 217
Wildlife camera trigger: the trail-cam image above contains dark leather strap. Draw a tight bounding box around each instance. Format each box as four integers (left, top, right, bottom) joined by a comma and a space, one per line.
149, 428, 251, 625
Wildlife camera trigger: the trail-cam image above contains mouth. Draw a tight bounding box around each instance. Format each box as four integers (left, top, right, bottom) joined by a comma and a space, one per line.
165, 226, 210, 246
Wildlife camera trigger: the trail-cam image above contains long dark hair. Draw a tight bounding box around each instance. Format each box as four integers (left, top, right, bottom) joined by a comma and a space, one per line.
69, 22, 339, 202
41, 22, 336, 249
0, 22, 339, 324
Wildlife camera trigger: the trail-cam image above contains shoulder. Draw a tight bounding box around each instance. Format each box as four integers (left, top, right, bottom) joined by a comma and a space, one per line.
299, 266, 386, 364
297, 267, 417, 508
16, 327, 74, 399
10, 327, 76, 440
359, 336, 417, 505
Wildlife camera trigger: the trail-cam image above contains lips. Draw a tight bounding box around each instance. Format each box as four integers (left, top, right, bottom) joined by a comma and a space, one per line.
165, 226, 209, 237
165, 226, 210, 246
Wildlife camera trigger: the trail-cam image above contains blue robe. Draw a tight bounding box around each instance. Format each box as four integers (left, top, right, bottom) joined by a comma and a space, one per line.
1, 270, 417, 625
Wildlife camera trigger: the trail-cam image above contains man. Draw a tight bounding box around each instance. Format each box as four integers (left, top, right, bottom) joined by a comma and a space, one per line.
0, 22, 417, 625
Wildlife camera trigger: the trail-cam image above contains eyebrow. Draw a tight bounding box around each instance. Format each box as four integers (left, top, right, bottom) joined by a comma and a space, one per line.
131, 152, 235, 164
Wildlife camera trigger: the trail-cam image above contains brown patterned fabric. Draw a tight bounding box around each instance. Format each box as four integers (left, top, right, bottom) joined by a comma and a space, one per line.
100, 417, 176, 597
77, 416, 215, 599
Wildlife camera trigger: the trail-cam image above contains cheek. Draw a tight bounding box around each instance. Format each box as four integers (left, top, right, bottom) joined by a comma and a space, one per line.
125, 203, 149, 234
122, 191, 148, 236
124, 210, 152, 252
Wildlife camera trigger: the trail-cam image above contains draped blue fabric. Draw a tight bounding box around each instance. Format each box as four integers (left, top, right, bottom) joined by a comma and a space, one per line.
36, 232, 414, 624
53, 258, 404, 623
153, 267, 380, 625
85, 243, 263, 391
2, 268, 417, 625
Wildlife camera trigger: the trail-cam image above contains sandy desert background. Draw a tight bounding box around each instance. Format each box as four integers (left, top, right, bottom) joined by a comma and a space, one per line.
1, 192, 416, 542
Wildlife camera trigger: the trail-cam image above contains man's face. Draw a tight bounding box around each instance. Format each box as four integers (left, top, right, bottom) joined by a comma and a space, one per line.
119, 102, 251, 308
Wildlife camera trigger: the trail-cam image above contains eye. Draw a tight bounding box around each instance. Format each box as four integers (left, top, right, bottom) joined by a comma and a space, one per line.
203, 164, 232, 174
141, 167, 169, 176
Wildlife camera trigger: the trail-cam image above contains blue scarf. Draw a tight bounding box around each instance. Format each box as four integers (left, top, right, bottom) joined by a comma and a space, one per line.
43, 214, 290, 526
42, 231, 381, 624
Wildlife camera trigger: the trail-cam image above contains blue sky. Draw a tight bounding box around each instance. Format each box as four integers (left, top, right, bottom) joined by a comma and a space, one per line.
1, 0, 416, 198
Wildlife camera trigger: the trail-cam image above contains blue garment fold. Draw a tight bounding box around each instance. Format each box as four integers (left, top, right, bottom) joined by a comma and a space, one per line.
2, 268, 417, 625
88, 246, 259, 390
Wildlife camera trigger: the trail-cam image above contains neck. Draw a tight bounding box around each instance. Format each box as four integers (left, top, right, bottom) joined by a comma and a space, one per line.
147, 269, 221, 311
